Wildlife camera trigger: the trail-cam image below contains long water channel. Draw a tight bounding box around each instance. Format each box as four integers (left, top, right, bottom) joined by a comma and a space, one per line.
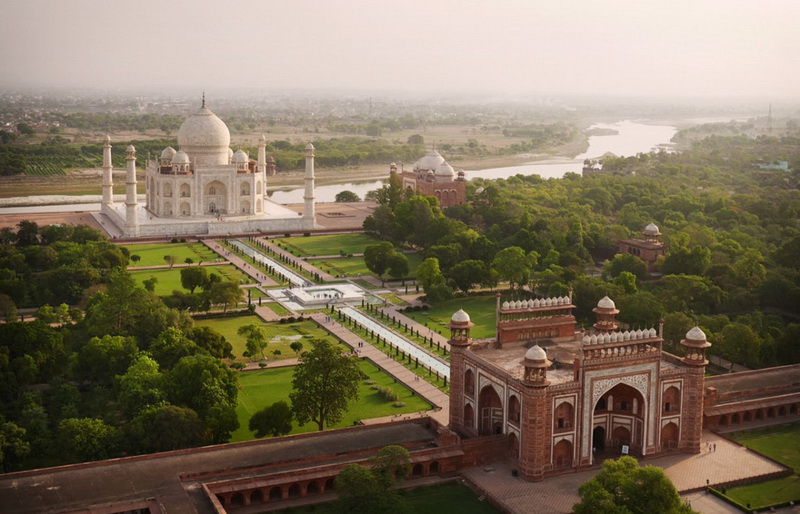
339, 306, 450, 378
229, 239, 312, 287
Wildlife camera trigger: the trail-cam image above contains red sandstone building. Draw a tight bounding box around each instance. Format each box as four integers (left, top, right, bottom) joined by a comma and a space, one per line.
617, 223, 667, 272
392, 148, 467, 208
448, 295, 709, 481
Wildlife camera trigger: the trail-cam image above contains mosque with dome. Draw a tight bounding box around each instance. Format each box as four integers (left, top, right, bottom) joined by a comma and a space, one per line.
391, 148, 467, 208
98, 99, 317, 237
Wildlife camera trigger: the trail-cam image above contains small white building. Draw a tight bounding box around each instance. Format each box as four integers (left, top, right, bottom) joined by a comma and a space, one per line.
99, 99, 317, 237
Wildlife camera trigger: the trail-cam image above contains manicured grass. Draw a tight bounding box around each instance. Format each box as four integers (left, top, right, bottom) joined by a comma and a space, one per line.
123, 242, 219, 267
278, 482, 499, 513
263, 302, 293, 316
231, 359, 433, 442
274, 233, 381, 257
129, 265, 251, 297
308, 252, 424, 280
195, 315, 329, 362
725, 422, 800, 508
404, 295, 498, 339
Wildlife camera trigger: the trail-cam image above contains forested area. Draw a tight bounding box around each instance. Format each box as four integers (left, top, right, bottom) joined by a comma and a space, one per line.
0, 224, 240, 472
364, 133, 800, 369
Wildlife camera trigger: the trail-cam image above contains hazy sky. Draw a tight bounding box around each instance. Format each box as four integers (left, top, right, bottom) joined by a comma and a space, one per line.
1, 0, 797, 99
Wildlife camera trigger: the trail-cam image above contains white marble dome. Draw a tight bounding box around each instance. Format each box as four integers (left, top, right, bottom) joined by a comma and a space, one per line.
160, 146, 177, 160
451, 309, 471, 323
434, 161, 455, 179
177, 105, 231, 166
525, 344, 547, 361
644, 223, 660, 235
233, 149, 249, 164
126, 145, 136, 153
414, 149, 445, 172
686, 326, 706, 341
597, 296, 616, 309
172, 150, 190, 165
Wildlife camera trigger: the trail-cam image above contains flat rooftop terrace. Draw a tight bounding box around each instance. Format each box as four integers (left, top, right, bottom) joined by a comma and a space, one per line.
0, 421, 437, 514
706, 363, 800, 398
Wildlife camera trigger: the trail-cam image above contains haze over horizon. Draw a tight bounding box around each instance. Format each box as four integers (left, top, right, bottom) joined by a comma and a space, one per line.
1, 0, 798, 101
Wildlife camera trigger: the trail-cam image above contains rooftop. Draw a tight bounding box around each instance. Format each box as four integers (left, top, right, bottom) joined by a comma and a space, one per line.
0, 421, 437, 514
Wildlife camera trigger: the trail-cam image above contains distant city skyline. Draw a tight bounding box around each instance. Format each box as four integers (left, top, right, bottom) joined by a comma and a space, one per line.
1, 0, 798, 100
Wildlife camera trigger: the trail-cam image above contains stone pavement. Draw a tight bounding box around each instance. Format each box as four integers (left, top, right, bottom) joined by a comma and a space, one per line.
378, 304, 451, 349
463, 430, 789, 514
255, 237, 337, 282
203, 239, 279, 287
309, 312, 450, 426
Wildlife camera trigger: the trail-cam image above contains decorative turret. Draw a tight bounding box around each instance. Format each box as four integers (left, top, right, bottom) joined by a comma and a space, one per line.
389, 162, 398, 174
448, 309, 474, 347
593, 296, 619, 333
102, 135, 113, 206
265, 156, 277, 176
522, 345, 551, 386
303, 143, 316, 226
681, 326, 711, 366
643, 222, 661, 242
257, 134, 267, 174
125, 145, 138, 236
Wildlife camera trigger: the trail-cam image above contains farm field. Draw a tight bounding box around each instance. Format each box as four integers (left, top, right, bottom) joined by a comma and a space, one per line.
130, 265, 251, 296
404, 295, 498, 339
272, 233, 380, 257
195, 316, 330, 362
724, 422, 800, 509
230, 358, 433, 442
123, 242, 219, 267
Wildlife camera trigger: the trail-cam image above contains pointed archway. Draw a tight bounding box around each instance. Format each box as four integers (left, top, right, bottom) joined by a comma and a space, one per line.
478, 385, 503, 436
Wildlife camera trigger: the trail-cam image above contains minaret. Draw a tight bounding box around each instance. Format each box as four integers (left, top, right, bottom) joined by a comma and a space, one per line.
257, 134, 267, 174
303, 143, 316, 226
125, 145, 139, 236
102, 135, 113, 206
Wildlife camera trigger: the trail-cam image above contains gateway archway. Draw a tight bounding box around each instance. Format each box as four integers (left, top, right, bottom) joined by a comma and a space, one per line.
592, 383, 646, 457
478, 385, 503, 435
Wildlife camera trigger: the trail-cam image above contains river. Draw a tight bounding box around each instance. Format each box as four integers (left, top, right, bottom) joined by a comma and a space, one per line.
267, 119, 679, 203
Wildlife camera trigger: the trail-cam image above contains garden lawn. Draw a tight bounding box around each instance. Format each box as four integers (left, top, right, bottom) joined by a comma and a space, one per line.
129, 265, 251, 297
274, 233, 381, 257
123, 242, 218, 267
231, 359, 433, 442
725, 422, 800, 509
405, 295, 498, 339
308, 251, 424, 280
195, 316, 331, 362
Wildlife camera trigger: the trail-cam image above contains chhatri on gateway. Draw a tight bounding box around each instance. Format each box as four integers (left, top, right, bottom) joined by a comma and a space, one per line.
97, 99, 317, 238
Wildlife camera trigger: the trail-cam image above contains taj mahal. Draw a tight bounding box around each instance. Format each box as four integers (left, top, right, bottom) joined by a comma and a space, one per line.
97, 98, 317, 237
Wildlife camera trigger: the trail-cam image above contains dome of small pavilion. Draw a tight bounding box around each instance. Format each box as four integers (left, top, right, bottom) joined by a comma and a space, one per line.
686, 326, 706, 341
172, 150, 190, 165
644, 223, 661, 236
597, 296, 616, 309
451, 309, 471, 323
525, 345, 547, 361
233, 149, 249, 164
160, 146, 177, 160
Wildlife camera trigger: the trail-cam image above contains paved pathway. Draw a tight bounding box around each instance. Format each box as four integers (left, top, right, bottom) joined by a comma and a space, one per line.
463, 430, 788, 514
378, 304, 451, 349
309, 312, 450, 426
255, 238, 337, 282
203, 240, 279, 287
127, 261, 227, 271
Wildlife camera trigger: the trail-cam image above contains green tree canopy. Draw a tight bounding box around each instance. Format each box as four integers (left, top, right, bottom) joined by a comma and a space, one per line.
290, 339, 361, 431
180, 266, 209, 293
249, 400, 293, 438
574, 456, 694, 514
335, 190, 361, 203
